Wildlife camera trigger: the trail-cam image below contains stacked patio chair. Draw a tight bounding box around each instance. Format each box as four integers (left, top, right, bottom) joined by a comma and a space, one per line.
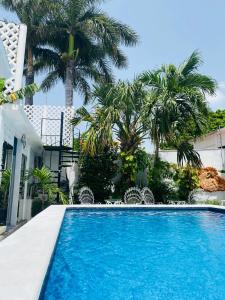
124, 187, 142, 204
141, 187, 155, 204
78, 187, 95, 204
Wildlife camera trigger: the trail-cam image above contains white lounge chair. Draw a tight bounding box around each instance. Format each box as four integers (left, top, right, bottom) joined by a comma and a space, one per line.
78, 187, 94, 204
142, 187, 155, 204
124, 187, 142, 204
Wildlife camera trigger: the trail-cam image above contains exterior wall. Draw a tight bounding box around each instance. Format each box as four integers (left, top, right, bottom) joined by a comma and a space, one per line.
192, 190, 225, 202
0, 21, 27, 93
194, 128, 225, 150
194, 134, 219, 150
160, 149, 225, 171
0, 104, 43, 226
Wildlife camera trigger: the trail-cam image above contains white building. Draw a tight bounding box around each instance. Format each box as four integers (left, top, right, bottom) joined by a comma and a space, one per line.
160, 128, 225, 171
0, 20, 78, 228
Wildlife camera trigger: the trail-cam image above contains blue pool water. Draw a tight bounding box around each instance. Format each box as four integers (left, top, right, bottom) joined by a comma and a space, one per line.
41, 209, 225, 300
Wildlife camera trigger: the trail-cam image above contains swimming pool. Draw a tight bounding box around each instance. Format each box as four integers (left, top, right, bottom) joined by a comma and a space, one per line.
40, 208, 225, 300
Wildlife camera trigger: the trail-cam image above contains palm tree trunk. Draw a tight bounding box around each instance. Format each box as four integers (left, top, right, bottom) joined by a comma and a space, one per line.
65, 33, 75, 107
25, 46, 34, 106
154, 137, 160, 161
65, 59, 74, 107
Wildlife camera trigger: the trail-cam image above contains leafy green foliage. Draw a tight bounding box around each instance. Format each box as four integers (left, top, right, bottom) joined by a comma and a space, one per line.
79, 149, 117, 202
28, 167, 68, 209
203, 200, 221, 205
33, 0, 139, 105
147, 159, 200, 203
0, 79, 5, 93
0, 169, 11, 209
140, 50, 217, 166
173, 165, 200, 201
72, 80, 148, 155
206, 110, 225, 132
0, 83, 39, 105
115, 149, 150, 195
148, 158, 176, 203
176, 141, 202, 168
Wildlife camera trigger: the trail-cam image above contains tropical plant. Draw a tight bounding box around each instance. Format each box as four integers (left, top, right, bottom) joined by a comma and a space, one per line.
176, 141, 202, 168
1, 0, 55, 105
206, 109, 225, 133
0, 169, 11, 209
140, 50, 217, 165
148, 158, 176, 203
79, 147, 117, 202
36, 0, 138, 106
115, 148, 150, 195
29, 167, 68, 209
0, 81, 39, 105
173, 165, 200, 201
72, 79, 148, 154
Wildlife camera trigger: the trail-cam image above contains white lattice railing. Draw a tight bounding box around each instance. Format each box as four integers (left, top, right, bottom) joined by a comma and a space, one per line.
0, 20, 27, 93
24, 105, 75, 147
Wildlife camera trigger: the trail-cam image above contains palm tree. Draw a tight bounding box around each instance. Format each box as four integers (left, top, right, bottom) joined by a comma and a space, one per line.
71, 80, 148, 155
140, 51, 217, 165
1, 0, 55, 105
36, 39, 114, 105
36, 0, 139, 106
176, 141, 202, 168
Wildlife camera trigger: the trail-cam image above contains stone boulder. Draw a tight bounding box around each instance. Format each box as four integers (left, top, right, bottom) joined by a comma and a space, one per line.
199, 167, 225, 192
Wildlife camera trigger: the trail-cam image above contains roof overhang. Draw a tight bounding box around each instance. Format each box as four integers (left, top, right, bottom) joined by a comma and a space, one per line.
1, 104, 43, 154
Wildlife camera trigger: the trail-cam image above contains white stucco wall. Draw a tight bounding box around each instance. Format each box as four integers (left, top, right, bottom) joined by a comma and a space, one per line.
194, 128, 225, 150
0, 104, 43, 226
160, 149, 225, 170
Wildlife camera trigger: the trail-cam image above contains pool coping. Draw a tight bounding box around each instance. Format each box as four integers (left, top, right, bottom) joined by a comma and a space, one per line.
0, 204, 224, 300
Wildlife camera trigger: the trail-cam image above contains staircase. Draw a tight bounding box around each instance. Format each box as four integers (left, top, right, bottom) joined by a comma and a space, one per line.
60, 149, 79, 168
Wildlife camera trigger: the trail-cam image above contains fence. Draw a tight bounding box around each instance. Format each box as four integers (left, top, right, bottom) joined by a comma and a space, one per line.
24, 105, 74, 147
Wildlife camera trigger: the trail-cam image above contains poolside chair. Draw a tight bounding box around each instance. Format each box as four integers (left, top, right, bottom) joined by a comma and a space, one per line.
78, 187, 94, 204
142, 187, 155, 204
124, 187, 142, 204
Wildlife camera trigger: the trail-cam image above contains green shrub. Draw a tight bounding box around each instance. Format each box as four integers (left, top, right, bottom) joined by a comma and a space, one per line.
115, 149, 150, 196
173, 166, 200, 201
79, 148, 117, 202
204, 200, 221, 205
148, 158, 177, 203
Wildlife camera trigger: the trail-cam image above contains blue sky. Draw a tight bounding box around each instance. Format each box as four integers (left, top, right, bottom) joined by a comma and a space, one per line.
1, 0, 225, 110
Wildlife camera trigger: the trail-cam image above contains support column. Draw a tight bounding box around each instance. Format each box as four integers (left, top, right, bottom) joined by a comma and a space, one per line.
6, 137, 22, 227
21, 147, 31, 220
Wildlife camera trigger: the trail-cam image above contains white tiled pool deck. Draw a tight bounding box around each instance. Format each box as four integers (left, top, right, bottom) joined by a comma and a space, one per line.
0, 204, 224, 300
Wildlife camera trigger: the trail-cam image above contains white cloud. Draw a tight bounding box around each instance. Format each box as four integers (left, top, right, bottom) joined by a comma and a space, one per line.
206, 82, 225, 111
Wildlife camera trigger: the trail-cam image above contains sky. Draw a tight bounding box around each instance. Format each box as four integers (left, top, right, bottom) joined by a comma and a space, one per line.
1, 0, 225, 111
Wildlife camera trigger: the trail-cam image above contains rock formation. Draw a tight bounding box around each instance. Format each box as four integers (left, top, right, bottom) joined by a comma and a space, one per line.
199, 167, 225, 192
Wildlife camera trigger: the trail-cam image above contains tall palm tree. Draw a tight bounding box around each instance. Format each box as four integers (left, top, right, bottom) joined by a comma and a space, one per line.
140, 51, 217, 166
37, 0, 139, 106
1, 0, 54, 105
71, 80, 148, 155
35, 38, 115, 105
